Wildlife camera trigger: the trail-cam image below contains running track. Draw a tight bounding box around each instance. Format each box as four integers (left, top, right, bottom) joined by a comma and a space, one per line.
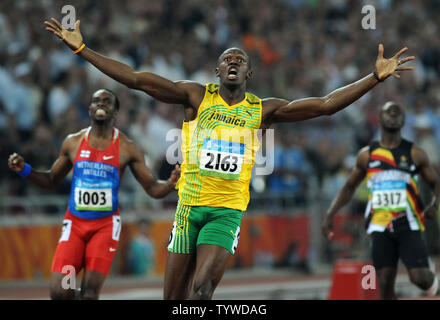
0, 269, 438, 300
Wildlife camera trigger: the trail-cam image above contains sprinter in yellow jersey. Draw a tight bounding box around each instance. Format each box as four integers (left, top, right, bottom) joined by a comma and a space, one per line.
46, 18, 415, 300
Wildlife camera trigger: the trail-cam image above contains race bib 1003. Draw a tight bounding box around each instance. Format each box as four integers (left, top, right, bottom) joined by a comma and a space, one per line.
74, 187, 113, 211
200, 138, 245, 180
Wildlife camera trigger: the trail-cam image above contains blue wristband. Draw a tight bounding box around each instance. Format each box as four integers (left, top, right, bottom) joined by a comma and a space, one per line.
17, 163, 32, 178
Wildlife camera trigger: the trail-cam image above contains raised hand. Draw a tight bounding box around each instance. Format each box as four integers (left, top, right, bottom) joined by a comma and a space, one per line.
44, 18, 83, 51
375, 44, 415, 81
8, 153, 25, 172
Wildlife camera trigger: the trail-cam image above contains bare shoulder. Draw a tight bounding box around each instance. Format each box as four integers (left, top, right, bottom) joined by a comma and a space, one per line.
63, 128, 87, 148
261, 97, 289, 125
175, 80, 206, 99
262, 97, 288, 106
118, 130, 144, 158
175, 80, 206, 109
118, 131, 137, 149
117, 131, 144, 168
175, 80, 205, 92
358, 145, 370, 156
262, 97, 288, 111
411, 144, 429, 165
411, 144, 426, 155
357, 146, 370, 169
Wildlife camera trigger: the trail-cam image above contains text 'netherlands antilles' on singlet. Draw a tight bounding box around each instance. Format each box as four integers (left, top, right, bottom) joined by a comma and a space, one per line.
176, 83, 263, 211
67, 127, 121, 219
365, 139, 425, 233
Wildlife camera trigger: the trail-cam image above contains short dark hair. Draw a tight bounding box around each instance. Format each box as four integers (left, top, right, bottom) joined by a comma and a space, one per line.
102, 89, 120, 111
381, 101, 404, 115
93, 88, 120, 111
218, 47, 252, 69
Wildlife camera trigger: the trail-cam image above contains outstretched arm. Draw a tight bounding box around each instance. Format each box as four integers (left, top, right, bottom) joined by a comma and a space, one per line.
321, 148, 369, 240
127, 141, 180, 199
263, 45, 414, 125
44, 19, 204, 107
8, 138, 73, 190
412, 146, 440, 219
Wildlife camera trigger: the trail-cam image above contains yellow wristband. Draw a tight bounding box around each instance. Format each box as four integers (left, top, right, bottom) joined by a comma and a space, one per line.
73, 43, 85, 54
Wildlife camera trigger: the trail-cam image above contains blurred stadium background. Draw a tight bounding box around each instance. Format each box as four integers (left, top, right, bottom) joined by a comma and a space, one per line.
1, 0, 440, 299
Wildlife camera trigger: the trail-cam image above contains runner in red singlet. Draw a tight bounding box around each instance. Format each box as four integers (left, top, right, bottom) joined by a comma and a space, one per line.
8, 89, 180, 300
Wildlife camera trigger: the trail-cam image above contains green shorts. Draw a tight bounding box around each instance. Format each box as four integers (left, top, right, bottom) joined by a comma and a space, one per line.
167, 202, 242, 255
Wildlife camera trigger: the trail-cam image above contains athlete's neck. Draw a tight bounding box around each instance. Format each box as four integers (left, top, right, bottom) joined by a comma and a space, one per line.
219, 84, 246, 106
380, 130, 402, 149
90, 123, 114, 140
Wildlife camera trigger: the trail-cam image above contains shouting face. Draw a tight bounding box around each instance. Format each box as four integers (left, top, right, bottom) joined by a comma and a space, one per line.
216, 48, 252, 87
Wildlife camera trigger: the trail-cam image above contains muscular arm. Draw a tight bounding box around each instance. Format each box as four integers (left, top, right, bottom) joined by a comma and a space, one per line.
127, 141, 177, 199
44, 18, 205, 111
412, 146, 440, 217
8, 137, 74, 190
322, 147, 369, 239
261, 45, 414, 126
80, 48, 204, 106
263, 73, 378, 125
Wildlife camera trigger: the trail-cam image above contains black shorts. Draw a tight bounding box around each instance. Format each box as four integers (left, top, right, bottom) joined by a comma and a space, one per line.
371, 229, 430, 270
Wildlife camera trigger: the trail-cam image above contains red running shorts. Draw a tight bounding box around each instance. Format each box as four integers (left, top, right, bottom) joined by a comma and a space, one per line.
51, 210, 121, 275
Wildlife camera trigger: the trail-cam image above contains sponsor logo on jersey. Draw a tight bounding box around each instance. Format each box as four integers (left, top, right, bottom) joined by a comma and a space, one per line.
399, 155, 409, 169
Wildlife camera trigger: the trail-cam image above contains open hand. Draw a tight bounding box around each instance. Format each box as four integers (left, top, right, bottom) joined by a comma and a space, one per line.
375, 44, 415, 81
44, 18, 83, 51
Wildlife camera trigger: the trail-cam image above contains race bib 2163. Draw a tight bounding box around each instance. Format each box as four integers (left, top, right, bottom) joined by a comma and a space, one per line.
200, 138, 245, 180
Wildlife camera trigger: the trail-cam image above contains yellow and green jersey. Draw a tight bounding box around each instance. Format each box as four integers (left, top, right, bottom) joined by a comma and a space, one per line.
176, 83, 262, 211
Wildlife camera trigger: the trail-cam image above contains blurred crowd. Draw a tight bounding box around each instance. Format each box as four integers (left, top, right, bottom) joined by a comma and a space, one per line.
1, 0, 440, 217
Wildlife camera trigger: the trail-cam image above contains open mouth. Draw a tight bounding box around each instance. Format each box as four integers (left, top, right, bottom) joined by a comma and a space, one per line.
95, 108, 107, 116
227, 68, 238, 80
